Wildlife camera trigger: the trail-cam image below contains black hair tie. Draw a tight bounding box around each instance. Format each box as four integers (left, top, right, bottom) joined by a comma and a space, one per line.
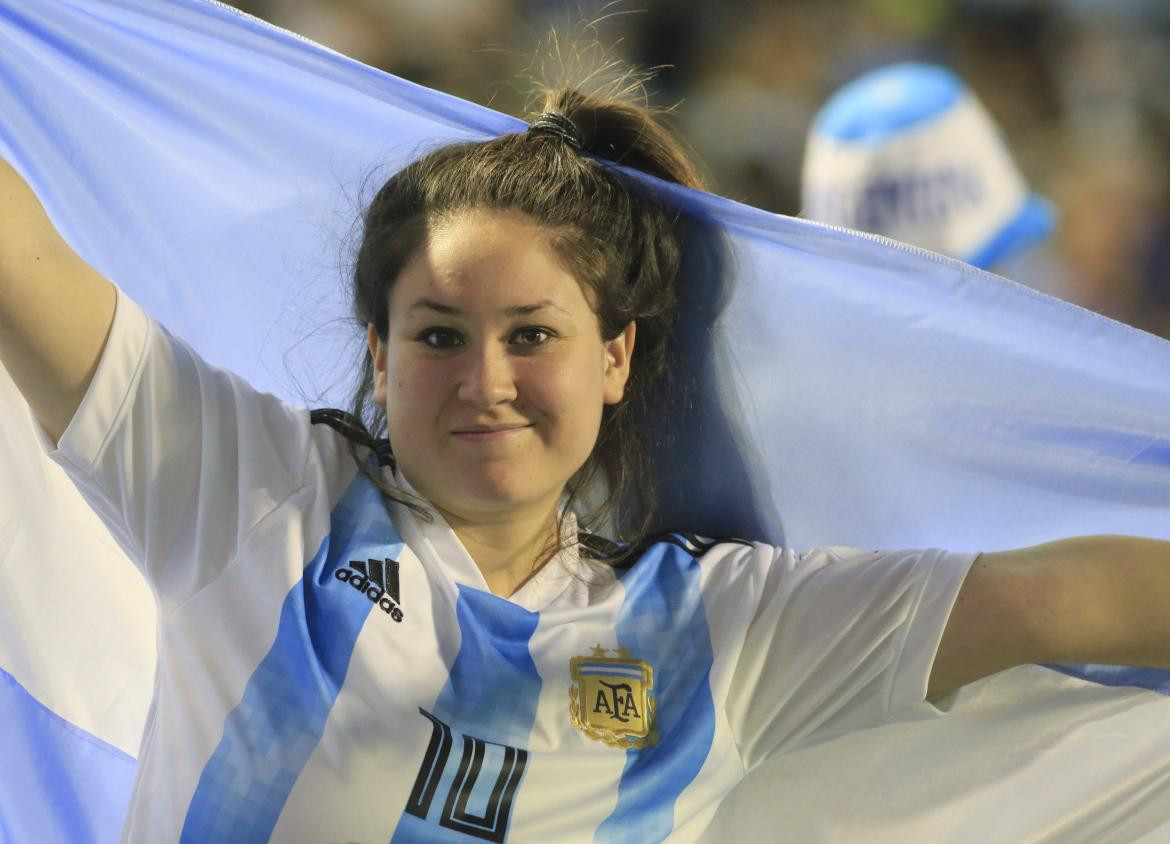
527, 112, 583, 152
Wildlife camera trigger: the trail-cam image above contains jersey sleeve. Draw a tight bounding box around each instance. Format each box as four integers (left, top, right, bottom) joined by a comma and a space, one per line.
721, 544, 978, 771
33, 286, 319, 612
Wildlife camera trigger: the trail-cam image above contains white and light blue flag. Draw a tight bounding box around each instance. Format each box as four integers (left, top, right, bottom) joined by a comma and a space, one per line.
1, 1, 1168, 841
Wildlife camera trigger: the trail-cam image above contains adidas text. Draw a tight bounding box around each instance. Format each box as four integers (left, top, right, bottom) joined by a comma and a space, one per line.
335, 558, 404, 622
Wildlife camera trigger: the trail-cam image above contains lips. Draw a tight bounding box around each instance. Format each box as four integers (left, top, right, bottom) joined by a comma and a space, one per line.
451, 423, 532, 434
450, 423, 533, 442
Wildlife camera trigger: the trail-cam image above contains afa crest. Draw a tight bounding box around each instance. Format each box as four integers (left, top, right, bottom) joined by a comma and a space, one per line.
569, 646, 657, 749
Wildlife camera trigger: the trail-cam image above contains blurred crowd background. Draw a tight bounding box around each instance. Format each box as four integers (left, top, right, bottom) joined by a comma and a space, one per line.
230, 0, 1170, 338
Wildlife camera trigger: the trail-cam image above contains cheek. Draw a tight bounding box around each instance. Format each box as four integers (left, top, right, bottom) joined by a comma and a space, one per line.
524, 354, 605, 433
384, 357, 447, 434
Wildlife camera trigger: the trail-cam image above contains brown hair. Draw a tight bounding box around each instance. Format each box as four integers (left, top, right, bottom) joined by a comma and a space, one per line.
340, 84, 707, 565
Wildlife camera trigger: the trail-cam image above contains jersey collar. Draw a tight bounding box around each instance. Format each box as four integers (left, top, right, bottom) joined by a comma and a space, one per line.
383, 466, 586, 612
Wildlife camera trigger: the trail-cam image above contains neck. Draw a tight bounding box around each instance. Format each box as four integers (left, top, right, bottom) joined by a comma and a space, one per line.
437, 502, 562, 597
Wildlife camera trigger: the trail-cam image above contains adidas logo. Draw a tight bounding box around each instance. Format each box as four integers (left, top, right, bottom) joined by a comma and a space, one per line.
335, 558, 405, 622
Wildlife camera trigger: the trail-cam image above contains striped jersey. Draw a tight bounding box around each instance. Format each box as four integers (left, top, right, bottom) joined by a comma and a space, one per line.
42, 288, 977, 842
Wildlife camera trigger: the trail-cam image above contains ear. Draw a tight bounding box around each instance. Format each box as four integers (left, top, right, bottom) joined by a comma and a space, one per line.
602, 321, 636, 405
367, 323, 388, 406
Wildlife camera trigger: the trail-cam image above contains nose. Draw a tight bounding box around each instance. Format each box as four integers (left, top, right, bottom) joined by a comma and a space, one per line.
457, 342, 518, 408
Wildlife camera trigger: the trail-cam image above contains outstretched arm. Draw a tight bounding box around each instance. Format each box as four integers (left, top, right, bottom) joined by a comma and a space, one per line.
929, 536, 1170, 698
0, 156, 116, 444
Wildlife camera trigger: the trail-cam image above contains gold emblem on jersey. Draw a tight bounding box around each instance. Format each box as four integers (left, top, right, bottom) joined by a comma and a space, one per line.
569, 645, 657, 749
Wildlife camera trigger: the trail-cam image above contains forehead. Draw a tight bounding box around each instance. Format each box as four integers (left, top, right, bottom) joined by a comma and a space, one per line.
389, 209, 591, 315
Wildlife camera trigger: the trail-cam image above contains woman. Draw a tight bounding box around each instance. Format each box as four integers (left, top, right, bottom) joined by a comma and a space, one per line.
1, 84, 1167, 842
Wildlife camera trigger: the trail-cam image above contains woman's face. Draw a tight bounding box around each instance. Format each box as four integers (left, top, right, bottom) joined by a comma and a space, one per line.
369, 208, 635, 525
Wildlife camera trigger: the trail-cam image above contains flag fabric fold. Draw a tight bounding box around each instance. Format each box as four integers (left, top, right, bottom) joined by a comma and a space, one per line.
0, 0, 1168, 840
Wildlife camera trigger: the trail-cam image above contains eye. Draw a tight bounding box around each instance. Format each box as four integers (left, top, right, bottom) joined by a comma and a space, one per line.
511, 326, 554, 347
417, 327, 464, 349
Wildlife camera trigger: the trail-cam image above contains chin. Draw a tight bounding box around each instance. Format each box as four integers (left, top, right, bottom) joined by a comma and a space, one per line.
441, 464, 560, 516
459, 480, 543, 512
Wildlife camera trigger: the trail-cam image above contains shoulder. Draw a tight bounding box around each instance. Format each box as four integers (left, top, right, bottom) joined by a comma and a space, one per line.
309, 408, 393, 469
581, 530, 761, 567
578, 530, 942, 597
583, 531, 779, 601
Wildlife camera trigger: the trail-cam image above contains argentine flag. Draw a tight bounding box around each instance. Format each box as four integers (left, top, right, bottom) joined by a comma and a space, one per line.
1, 1, 1168, 841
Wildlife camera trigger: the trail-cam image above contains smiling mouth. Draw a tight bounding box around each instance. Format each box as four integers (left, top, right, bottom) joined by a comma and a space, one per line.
451, 424, 533, 441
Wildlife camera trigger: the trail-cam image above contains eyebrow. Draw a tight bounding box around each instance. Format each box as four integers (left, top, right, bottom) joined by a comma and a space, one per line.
407, 298, 570, 317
